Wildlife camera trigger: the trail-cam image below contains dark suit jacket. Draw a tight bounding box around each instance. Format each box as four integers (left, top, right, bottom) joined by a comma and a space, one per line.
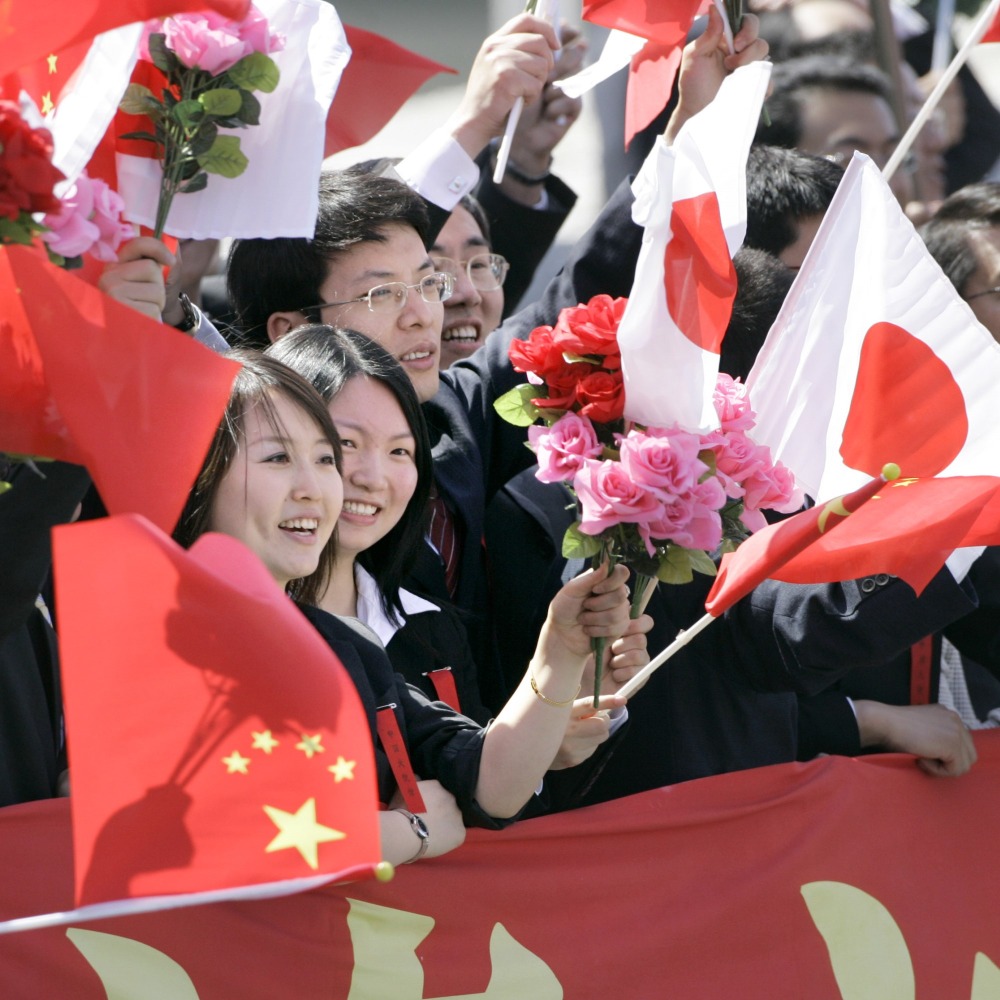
298, 605, 512, 829
0, 461, 90, 806
484, 467, 981, 804
409, 175, 643, 709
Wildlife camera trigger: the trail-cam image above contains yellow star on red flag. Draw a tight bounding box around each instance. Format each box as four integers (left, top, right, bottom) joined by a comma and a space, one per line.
251, 729, 279, 754
263, 798, 346, 869
328, 756, 356, 782
222, 750, 251, 775
46, 53, 58, 74
296, 733, 324, 758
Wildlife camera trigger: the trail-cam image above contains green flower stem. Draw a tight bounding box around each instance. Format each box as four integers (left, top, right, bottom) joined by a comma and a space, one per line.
590, 537, 618, 708
630, 572, 656, 620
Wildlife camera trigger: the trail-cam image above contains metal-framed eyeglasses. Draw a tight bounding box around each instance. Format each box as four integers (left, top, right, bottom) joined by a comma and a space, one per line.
966, 286, 1000, 302
300, 271, 454, 317
430, 252, 510, 292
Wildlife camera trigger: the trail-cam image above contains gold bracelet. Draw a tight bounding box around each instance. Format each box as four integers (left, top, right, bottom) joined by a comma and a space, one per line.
529, 673, 580, 708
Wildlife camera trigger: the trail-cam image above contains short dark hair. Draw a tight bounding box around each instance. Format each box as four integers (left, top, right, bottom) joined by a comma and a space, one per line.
755, 56, 894, 149
921, 183, 1000, 295
227, 171, 431, 348
721, 248, 795, 380
745, 144, 843, 257
173, 351, 342, 605
265, 325, 433, 619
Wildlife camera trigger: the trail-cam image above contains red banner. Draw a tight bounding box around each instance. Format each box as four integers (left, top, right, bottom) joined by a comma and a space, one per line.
2, 733, 1000, 997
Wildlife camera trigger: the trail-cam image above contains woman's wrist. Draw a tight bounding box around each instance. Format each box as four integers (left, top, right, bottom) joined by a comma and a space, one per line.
395, 807, 430, 863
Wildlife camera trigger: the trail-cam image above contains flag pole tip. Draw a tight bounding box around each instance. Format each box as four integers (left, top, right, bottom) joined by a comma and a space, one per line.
881, 462, 901, 481
375, 861, 395, 882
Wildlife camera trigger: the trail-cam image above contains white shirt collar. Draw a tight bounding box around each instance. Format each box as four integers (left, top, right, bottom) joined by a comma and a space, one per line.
354, 564, 439, 647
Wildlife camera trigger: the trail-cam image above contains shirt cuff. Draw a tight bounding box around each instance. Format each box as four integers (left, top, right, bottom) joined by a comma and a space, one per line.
395, 130, 480, 211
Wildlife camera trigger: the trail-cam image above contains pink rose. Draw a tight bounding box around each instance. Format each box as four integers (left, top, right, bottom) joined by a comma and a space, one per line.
741, 454, 804, 519
638, 478, 726, 554
573, 459, 663, 535
712, 373, 756, 432
41, 174, 134, 262
155, 6, 285, 75
530, 413, 603, 484
711, 429, 768, 499
618, 427, 707, 502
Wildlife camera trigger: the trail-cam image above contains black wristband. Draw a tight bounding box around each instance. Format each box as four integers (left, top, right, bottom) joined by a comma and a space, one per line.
503, 157, 551, 186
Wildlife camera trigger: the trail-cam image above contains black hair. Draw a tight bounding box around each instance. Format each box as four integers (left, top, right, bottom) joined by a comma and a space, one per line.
921, 182, 1000, 295
721, 248, 796, 380
173, 351, 343, 605
265, 325, 433, 620
227, 171, 431, 348
745, 144, 844, 257
754, 56, 894, 149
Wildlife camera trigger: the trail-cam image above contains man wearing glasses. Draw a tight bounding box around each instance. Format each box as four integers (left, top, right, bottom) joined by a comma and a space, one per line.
921, 182, 1000, 344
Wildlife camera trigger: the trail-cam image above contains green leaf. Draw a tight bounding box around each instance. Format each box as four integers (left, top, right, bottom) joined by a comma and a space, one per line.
686, 547, 718, 578
227, 52, 280, 93
197, 134, 248, 178
236, 89, 261, 126
562, 523, 603, 560
0, 217, 38, 245
199, 88, 242, 117
146, 34, 173, 75
117, 131, 159, 144
187, 122, 218, 157
118, 83, 159, 117
656, 547, 694, 585
493, 384, 540, 427
173, 99, 203, 127
179, 171, 209, 194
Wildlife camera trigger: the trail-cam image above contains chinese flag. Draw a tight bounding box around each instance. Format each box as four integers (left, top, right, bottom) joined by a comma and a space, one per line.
705, 473, 1000, 614
0, 0, 250, 79
705, 471, 887, 614
52, 515, 380, 915
325, 26, 456, 157
0, 244, 238, 534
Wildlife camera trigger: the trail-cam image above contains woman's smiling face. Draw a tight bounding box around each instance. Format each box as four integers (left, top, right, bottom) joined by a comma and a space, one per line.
328, 375, 419, 561
208, 390, 343, 588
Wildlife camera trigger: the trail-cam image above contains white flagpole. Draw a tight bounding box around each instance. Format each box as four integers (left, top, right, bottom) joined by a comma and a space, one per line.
883, 0, 1000, 182
493, 0, 560, 183
615, 611, 718, 700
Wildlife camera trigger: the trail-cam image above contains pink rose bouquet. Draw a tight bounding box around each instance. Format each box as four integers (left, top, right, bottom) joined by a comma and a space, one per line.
496, 293, 800, 704
121, 4, 284, 238
41, 173, 135, 265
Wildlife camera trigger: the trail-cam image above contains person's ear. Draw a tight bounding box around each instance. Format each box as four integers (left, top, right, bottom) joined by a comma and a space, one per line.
266, 311, 303, 343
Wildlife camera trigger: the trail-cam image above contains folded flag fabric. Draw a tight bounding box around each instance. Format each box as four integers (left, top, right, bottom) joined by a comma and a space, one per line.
618, 61, 770, 432
0, 244, 239, 533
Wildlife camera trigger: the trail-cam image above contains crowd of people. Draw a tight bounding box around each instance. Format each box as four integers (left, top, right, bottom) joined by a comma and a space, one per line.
4, 0, 1000, 869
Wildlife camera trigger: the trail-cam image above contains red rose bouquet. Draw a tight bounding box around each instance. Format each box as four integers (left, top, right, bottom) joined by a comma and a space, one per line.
496, 294, 801, 704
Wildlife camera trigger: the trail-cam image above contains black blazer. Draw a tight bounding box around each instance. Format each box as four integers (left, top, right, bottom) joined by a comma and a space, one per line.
297, 605, 511, 829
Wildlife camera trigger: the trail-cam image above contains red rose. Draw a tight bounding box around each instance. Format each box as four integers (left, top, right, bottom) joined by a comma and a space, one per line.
552, 294, 628, 360
0, 101, 64, 221
574, 369, 625, 423
509, 325, 566, 380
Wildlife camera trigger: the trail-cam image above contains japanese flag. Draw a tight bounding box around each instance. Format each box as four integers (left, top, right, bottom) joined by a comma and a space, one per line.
617, 60, 770, 433
747, 154, 1000, 500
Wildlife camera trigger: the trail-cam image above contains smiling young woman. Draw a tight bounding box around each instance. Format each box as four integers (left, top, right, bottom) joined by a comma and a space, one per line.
175, 347, 641, 863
